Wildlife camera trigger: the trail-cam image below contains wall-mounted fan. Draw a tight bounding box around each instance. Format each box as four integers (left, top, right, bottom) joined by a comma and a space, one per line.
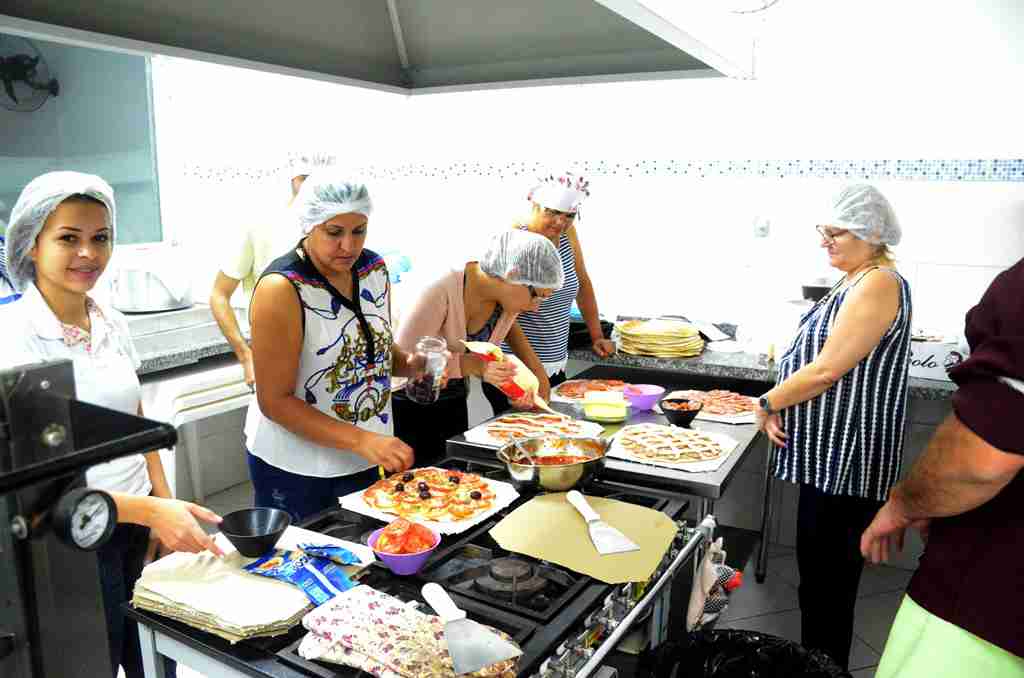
0, 35, 60, 113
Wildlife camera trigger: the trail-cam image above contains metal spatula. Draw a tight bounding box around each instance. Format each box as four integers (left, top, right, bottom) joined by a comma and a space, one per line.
567, 490, 641, 555
422, 583, 523, 675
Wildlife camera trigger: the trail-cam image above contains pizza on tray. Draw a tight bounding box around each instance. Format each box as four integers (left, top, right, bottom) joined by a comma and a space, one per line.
669, 389, 756, 416
615, 423, 726, 465
553, 379, 627, 400
362, 468, 496, 522
484, 412, 598, 441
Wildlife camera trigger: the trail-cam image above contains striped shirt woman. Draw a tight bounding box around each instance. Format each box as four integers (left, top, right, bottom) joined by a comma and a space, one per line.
756, 184, 912, 670
773, 267, 913, 501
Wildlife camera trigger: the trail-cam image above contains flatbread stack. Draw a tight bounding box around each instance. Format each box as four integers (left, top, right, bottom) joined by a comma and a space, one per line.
616, 319, 704, 358
132, 551, 312, 643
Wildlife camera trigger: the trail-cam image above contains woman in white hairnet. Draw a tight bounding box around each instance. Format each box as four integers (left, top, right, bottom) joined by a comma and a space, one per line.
394, 229, 564, 467
245, 172, 424, 520
755, 184, 913, 670
481, 173, 615, 416
1, 171, 225, 678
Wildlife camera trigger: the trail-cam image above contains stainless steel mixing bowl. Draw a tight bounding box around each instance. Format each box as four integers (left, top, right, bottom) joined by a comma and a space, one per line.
496, 436, 609, 491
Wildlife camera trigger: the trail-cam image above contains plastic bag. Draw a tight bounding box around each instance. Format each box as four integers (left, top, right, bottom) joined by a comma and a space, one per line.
297, 543, 363, 566
646, 630, 851, 678
244, 549, 355, 606
688, 537, 741, 631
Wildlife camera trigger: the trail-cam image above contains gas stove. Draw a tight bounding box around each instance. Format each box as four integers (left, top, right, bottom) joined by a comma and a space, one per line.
273, 457, 693, 677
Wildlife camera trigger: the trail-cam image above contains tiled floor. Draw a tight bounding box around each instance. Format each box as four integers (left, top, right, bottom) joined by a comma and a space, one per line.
719, 544, 913, 677
202, 479, 255, 523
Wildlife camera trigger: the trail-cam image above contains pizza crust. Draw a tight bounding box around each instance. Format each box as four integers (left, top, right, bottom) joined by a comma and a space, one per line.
607, 423, 740, 472
362, 468, 495, 523
463, 412, 606, 447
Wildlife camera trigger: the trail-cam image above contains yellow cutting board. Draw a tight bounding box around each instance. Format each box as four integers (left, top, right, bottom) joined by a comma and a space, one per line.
488, 493, 677, 584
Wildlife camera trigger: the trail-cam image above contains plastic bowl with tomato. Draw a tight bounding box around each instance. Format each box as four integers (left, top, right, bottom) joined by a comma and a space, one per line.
369, 519, 440, 575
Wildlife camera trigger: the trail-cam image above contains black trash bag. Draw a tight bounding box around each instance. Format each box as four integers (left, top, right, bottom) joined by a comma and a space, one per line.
645, 630, 852, 678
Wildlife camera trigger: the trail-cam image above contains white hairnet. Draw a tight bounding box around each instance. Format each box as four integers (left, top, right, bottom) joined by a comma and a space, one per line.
480, 230, 565, 289
5, 171, 116, 292
285, 151, 337, 181
293, 172, 372, 235
828, 184, 901, 246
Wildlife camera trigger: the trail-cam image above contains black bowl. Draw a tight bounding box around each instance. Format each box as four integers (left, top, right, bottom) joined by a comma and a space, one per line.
220, 507, 291, 557
659, 397, 702, 428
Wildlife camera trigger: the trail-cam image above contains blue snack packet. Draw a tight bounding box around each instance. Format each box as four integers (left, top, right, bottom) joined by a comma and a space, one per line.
297, 543, 362, 566
243, 549, 355, 606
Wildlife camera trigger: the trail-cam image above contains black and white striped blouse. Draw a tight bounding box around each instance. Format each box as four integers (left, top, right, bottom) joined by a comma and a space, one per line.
772, 268, 913, 501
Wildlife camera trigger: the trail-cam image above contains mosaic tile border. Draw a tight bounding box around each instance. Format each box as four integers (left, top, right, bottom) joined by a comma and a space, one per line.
179, 159, 1024, 183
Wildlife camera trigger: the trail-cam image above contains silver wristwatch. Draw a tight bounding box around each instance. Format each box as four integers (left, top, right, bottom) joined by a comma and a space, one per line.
758, 395, 775, 414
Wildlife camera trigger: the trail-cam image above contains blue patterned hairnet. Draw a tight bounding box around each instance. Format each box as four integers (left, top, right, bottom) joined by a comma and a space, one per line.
293, 173, 372, 234
5, 171, 115, 292
480, 230, 565, 289
828, 184, 901, 246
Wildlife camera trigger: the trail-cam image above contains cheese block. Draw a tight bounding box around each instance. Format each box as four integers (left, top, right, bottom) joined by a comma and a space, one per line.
582, 390, 627, 419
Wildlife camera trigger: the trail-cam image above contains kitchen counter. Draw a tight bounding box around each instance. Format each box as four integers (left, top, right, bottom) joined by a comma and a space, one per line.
137, 336, 240, 375
567, 348, 957, 401
125, 305, 248, 375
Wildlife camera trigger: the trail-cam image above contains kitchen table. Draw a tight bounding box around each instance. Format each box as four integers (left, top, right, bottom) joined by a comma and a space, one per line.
449, 365, 767, 522
448, 364, 772, 579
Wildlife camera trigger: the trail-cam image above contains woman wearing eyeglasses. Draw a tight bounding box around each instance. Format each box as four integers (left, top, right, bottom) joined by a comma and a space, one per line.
755, 184, 913, 670
481, 174, 615, 416
393, 229, 564, 467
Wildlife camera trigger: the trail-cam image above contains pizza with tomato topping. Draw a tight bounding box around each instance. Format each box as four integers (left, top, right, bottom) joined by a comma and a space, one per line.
362, 467, 497, 522
552, 379, 628, 402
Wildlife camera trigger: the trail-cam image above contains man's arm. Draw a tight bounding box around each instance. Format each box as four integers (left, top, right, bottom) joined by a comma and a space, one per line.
861, 411, 1024, 563
896, 413, 1024, 519
209, 272, 253, 386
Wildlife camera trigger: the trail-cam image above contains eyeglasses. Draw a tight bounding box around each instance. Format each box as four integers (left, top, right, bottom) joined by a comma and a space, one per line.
816, 225, 848, 244
543, 207, 577, 221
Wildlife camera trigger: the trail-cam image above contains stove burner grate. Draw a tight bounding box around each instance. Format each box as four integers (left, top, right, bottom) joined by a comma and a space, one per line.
473, 557, 548, 601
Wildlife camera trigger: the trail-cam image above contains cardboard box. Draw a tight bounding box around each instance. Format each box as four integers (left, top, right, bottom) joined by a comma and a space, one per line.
909, 339, 968, 382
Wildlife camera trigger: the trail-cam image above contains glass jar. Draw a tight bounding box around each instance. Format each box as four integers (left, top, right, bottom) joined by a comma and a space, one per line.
404, 336, 447, 404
